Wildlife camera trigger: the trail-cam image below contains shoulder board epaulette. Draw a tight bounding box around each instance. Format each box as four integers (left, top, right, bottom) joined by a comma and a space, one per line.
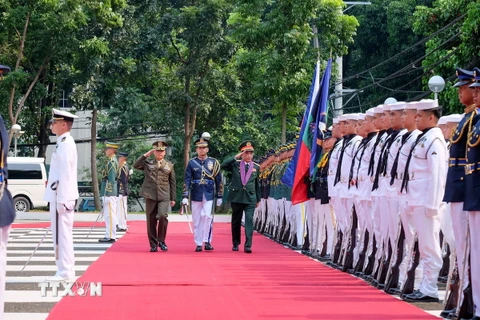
61, 137, 66, 142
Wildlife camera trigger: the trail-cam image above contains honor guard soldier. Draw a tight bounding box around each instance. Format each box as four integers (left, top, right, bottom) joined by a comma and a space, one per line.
134, 141, 176, 252
182, 135, 223, 252
99, 142, 119, 243
44, 108, 79, 281
401, 99, 448, 302
221, 141, 261, 253
462, 67, 480, 320
116, 151, 130, 232
443, 68, 476, 315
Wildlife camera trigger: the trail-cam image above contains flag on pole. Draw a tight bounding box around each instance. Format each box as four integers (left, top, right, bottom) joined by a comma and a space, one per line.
310, 58, 332, 178
281, 61, 322, 204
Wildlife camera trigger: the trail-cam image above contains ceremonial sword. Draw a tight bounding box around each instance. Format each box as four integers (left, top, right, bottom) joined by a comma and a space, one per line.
21, 228, 50, 271
180, 204, 193, 234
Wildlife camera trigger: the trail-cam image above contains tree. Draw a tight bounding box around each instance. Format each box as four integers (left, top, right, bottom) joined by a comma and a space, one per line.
413, 0, 480, 114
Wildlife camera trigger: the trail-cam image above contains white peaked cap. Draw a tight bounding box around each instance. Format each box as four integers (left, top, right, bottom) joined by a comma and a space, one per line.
389, 102, 407, 111
405, 101, 420, 110
416, 99, 439, 111
446, 114, 463, 123
51, 108, 79, 121
345, 113, 360, 121
438, 116, 448, 126
366, 108, 375, 117
373, 105, 384, 114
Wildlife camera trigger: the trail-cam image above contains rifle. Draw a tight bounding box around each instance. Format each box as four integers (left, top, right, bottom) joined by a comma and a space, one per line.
363, 236, 377, 276
441, 258, 459, 316
401, 233, 420, 296
342, 205, 357, 272
384, 223, 405, 294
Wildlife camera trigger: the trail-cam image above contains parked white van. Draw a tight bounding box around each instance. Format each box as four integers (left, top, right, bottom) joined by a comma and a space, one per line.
7, 157, 48, 212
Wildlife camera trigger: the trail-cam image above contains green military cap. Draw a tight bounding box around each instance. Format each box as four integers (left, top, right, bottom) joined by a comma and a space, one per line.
239, 140, 254, 152
152, 140, 168, 151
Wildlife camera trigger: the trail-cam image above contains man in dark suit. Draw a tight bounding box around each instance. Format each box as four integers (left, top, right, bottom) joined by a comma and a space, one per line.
134, 141, 176, 252
221, 141, 261, 253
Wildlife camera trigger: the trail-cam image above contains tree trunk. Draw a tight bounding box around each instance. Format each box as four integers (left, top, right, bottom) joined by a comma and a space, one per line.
91, 108, 101, 211
183, 76, 193, 169
281, 102, 287, 144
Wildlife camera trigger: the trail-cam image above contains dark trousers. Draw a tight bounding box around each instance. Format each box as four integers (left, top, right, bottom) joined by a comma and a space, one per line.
231, 202, 256, 247
145, 198, 169, 247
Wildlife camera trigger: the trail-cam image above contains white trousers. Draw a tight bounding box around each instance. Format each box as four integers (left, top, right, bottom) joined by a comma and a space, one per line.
191, 199, 214, 246
451, 202, 469, 290
410, 206, 442, 298
116, 195, 128, 230
399, 202, 423, 289
49, 201, 76, 279
291, 202, 304, 246
440, 202, 455, 250
314, 200, 335, 254
283, 199, 291, 237
0, 225, 10, 318
469, 211, 480, 317
305, 198, 317, 250
103, 196, 117, 240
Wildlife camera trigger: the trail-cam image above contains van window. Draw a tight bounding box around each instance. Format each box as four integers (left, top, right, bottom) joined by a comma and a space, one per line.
8, 163, 43, 180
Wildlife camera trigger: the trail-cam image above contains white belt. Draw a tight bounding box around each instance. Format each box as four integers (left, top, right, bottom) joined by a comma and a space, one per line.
398, 172, 430, 180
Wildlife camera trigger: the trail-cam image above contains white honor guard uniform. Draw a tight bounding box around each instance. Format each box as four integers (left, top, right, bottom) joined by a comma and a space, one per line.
44, 109, 79, 281
370, 105, 389, 262
335, 114, 362, 234
394, 101, 423, 288
383, 102, 408, 257
327, 117, 344, 232
355, 109, 378, 267
116, 151, 130, 231
402, 100, 447, 301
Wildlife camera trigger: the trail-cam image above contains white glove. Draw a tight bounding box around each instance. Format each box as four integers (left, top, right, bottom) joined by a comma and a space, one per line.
181, 198, 189, 206
425, 208, 438, 218
129, 169, 133, 175
216, 199, 222, 207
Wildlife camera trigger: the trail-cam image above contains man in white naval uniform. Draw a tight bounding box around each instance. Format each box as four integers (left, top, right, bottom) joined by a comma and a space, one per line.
334, 113, 362, 269
369, 105, 390, 276
327, 117, 344, 261
401, 99, 447, 302
393, 101, 423, 292
382, 102, 408, 282
44, 109, 79, 281
351, 109, 378, 273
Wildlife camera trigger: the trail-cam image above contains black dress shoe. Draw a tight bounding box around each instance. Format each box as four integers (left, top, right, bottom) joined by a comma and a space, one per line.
195, 246, 203, 252
460, 317, 480, 320
232, 245, 239, 251
244, 246, 252, 254
159, 242, 168, 251
402, 291, 439, 302
98, 238, 116, 243
150, 246, 158, 252
204, 243, 214, 251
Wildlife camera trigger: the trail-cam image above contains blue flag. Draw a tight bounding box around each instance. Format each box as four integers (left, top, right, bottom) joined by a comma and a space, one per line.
310, 59, 332, 178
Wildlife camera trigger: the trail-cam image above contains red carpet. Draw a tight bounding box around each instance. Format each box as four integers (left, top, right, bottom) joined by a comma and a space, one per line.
46, 221, 437, 320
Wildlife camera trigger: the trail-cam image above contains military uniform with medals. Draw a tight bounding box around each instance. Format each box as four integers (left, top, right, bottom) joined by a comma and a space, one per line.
134, 141, 176, 252
221, 141, 261, 253
183, 138, 223, 251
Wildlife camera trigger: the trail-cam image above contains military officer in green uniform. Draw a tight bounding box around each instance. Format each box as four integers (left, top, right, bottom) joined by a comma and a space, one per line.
134, 141, 176, 252
99, 142, 119, 243
221, 141, 261, 253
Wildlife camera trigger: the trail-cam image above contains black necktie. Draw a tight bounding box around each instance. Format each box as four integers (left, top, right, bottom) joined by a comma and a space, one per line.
400, 128, 434, 193
245, 163, 249, 171
389, 131, 413, 186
